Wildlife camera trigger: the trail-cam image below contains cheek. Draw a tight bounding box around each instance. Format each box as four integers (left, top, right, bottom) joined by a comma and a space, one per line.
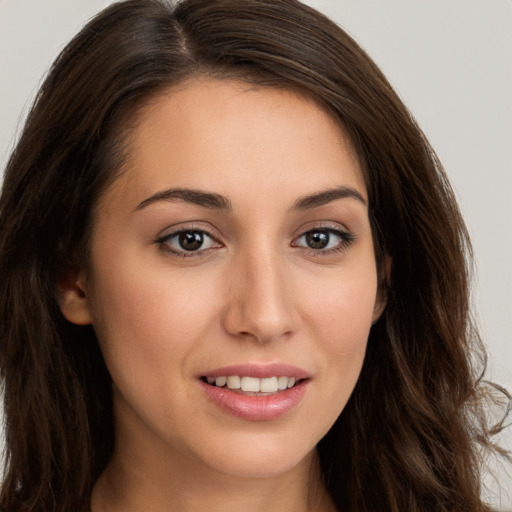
86, 260, 227, 450
298, 264, 377, 415
303, 261, 377, 344
86, 256, 219, 393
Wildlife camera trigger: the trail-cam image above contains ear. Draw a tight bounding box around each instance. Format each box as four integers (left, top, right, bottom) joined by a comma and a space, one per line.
371, 255, 391, 324
56, 267, 93, 325
371, 296, 387, 324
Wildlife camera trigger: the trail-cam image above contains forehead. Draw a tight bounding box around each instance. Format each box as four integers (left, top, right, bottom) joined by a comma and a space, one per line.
101, 79, 366, 213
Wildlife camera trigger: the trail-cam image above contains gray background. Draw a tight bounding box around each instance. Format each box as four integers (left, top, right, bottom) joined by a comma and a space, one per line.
1, 0, 511, 508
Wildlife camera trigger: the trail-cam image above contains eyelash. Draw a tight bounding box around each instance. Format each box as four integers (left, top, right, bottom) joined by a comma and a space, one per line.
155, 227, 220, 258
154, 225, 356, 258
292, 226, 356, 256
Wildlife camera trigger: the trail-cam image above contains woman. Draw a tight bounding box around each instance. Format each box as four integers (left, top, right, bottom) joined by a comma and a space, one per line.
0, 0, 508, 510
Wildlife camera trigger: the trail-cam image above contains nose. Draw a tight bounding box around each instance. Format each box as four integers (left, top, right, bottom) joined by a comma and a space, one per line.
221, 247, 301, 343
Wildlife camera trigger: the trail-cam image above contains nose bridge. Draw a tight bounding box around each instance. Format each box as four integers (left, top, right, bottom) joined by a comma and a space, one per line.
222, 238, 299, 342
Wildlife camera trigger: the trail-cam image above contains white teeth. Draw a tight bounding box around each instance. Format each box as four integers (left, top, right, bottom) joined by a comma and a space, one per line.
207, 375, 301, 392
241, 376, 260, 392
227, 375, 241, 389
277, 376, 288, 390
215, 376, 227, 387
260, 376, 278, 393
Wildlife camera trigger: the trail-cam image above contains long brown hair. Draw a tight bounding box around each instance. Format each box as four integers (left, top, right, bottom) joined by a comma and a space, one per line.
0, 0, 508, 510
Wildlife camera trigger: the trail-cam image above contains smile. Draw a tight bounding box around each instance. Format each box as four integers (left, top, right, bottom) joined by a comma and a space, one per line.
199, 364, 310, 421
204, 375, 300, 394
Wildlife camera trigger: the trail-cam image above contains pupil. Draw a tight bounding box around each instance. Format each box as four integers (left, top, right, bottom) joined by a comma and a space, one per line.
179, 231, 203, 251
306, 230, 329, 249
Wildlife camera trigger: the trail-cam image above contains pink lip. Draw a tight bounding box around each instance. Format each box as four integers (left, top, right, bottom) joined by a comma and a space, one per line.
200, 379, 308, 421
201, 363, 310, 379
199, 362, 310, 421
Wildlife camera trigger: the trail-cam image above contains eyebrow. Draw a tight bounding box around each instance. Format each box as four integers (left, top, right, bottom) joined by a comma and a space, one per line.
291, 186, 367, 210
134, 185, 366, 213
135, 187, 232, 212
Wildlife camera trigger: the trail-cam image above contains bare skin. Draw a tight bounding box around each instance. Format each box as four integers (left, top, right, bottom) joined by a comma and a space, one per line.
60, 79, 382, 512
91, 444, 336, 512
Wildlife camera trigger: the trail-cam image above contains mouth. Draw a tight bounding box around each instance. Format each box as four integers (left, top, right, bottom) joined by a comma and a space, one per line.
199, 364, 310, 420
200, 375, 306, 395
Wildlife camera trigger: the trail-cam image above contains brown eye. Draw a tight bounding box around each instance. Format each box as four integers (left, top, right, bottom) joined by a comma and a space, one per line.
158, 229, 218, 255
305, 230, 329, 249
294, 227, 355, 254
179, 231, 204, 251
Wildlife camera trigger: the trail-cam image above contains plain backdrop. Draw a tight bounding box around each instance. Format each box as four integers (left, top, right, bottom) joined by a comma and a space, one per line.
1, 0, 511, 508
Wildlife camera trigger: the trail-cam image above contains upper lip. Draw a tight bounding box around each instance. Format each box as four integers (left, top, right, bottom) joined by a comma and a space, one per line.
201, 363, 310, 379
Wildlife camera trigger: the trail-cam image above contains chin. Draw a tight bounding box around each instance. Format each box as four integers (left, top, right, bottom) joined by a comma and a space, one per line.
189, 428, 319, 479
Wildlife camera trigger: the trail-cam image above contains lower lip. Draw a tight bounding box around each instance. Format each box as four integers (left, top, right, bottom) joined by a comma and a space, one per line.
200, 380, 308, 421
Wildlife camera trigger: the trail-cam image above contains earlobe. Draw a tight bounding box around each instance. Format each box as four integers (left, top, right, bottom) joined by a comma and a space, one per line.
56, 268, 93, 325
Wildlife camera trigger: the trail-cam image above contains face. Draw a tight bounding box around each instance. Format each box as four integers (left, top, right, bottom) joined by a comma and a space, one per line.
63, 79, 383, 479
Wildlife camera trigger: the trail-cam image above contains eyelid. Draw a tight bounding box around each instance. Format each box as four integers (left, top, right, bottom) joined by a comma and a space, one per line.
154, 222, 223, 257
291, 220, 352, 239
291, 221, 356, 255
154, 220, 218, 240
